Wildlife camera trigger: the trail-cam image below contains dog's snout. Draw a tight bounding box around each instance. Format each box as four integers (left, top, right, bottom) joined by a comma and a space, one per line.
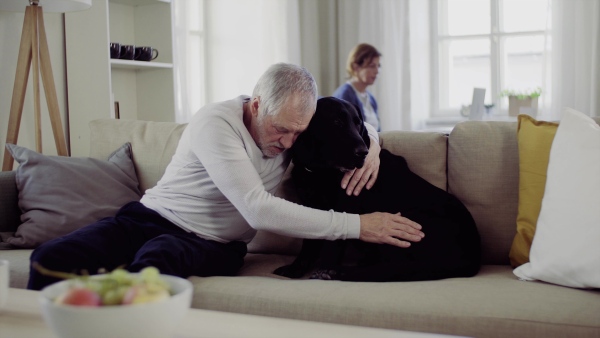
353, 148, 369, 168
355, 148, 368, 159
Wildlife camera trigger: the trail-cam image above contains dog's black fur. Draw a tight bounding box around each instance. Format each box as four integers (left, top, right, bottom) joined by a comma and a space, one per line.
273, 97, 481, 282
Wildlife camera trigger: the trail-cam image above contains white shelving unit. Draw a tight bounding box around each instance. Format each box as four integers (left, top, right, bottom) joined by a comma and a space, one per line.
65, 0, 177, 157
110, 59, 173, 69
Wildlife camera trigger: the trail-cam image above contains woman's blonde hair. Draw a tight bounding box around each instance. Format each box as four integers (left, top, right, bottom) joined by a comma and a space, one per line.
345, 43, 381, 78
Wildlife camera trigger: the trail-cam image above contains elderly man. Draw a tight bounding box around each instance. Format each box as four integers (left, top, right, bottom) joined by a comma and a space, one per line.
28, 63, 423, 290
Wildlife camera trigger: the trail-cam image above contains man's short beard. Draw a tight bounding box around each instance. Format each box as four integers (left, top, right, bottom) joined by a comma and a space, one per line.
256, 114, 283, 158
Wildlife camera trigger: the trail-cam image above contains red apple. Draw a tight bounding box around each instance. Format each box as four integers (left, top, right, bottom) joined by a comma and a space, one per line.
55, 287, 102, 306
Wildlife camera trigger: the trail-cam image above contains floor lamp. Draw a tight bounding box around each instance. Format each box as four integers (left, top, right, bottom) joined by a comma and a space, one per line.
0, 0, 92, 171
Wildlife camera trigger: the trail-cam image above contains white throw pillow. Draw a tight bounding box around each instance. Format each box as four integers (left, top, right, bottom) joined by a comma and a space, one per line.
513, 108, 600, 288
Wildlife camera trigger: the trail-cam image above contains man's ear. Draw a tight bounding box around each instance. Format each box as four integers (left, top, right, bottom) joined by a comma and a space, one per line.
251, 97, 260, 117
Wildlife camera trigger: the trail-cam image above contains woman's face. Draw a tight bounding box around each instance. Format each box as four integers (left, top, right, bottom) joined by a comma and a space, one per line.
354, 56, 380, 86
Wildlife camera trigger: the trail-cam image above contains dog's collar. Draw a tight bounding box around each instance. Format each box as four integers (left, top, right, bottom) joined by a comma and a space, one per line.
303, 166, 352, 173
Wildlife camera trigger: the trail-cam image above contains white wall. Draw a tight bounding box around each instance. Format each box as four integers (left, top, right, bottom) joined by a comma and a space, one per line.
0, 10, 68, 169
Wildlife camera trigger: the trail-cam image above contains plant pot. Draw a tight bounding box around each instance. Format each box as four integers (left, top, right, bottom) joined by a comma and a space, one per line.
508, 96, 538, 117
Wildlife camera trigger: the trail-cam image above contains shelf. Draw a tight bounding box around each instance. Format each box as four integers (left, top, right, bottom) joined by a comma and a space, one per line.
110, 59, 173, 70
110, 0, 171, 6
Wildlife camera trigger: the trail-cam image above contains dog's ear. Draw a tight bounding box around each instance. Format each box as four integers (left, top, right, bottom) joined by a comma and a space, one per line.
348, 101, 371, 148
360, 120, 371, 148
290, 130, 315, 169
351, 102, 363, 123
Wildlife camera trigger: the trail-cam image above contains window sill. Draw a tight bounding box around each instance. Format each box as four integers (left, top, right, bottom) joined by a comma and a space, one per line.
419, 114, 518, 133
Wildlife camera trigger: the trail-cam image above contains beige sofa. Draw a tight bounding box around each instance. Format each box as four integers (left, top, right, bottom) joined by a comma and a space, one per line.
1, 118, 599, 338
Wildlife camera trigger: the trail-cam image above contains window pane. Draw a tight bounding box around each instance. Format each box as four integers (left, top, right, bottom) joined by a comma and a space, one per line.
441, 0, 490, 36
439, 39, 491, 110
502, 0, 549, 32
503, 35, 545, 94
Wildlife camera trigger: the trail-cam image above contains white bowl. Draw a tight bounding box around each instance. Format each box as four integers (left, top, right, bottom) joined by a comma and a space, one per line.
39, 274, 193, 338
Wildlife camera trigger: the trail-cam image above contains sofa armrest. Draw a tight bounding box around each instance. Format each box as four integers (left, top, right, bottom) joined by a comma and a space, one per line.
0, 171, 21, 233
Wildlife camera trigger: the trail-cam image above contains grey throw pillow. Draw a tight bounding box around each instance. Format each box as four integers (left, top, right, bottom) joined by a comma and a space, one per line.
5, 142, 141, 248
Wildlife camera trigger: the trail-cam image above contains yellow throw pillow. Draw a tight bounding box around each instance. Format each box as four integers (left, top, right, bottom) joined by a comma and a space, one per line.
509, 115, 558, 268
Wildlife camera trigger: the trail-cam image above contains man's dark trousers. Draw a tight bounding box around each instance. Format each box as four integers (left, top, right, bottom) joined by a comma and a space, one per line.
28, 201, 247, 290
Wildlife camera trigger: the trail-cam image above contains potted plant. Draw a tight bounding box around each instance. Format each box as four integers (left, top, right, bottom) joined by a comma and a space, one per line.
499, 88, 542, 117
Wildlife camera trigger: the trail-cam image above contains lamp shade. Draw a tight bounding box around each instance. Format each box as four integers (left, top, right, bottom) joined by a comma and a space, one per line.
0, 0, 92, 13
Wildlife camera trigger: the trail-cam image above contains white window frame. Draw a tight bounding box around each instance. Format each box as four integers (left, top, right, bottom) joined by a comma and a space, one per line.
430, 0, 548, 118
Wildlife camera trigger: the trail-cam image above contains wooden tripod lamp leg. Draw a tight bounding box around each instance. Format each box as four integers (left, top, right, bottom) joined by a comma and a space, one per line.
38, 7, 68, 157
2, 7, 34, 172
1, 5, 70, 172
32, 5, 42, 153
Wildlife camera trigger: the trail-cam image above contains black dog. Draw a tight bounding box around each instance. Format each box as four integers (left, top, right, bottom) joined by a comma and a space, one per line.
273, 97, 481, 282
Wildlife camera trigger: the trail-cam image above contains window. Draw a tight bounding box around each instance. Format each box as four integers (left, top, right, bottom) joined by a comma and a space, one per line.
432, 0, 551, 117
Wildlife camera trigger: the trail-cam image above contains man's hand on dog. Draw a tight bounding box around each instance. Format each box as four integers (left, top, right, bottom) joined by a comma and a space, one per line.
359, 212, 425, 248
342, 136, 381, 196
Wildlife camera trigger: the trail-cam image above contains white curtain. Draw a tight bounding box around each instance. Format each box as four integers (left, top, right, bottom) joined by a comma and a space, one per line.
172, 0, 205, 123
407, 0, 431, 130
337, 0, 411, 131
548, 0, 600, 119
173, 0, 411, 129
173, 0, 302, 122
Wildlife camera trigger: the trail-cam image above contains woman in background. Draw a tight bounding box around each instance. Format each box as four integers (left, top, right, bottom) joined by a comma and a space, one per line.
333, 43, 382, 131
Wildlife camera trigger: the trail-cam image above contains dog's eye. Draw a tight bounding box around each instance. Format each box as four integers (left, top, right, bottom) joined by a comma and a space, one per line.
333, 119, 344, 128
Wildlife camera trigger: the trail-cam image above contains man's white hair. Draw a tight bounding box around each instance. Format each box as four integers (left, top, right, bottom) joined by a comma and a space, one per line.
252, 63, 318, 117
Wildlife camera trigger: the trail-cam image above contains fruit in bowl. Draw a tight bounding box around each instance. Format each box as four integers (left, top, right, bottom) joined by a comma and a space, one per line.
39, 267, 192, 338
47, 267, 172, 307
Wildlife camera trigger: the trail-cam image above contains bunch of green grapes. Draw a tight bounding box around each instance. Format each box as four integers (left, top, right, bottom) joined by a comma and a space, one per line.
35, 263, 171, 306
83, 267, 169, 305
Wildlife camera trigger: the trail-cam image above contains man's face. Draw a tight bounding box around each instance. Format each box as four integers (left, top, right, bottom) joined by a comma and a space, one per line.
254, 95, 314, 158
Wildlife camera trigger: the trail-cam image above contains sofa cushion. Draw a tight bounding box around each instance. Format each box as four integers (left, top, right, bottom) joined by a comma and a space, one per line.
89, 119, 187, 194
379, 130, 448, 190
509, 115, 558, 268
448, 121, 519, 265
4, 143, 141, 248
514, 108, 600, 288
189, 261, 600, 338
1, 249, 30, 288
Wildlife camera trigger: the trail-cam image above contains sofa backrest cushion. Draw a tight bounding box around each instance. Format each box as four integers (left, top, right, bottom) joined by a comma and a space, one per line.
380, 131, 448, 190
448, 121, 519, 265
89, 119, 187, 194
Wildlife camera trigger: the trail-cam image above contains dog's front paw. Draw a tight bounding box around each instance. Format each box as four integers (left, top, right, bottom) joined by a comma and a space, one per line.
273, 264, 305, 279
309, 268, 340, 280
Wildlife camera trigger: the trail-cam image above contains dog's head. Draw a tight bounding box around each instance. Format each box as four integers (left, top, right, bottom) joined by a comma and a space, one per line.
292, 96, 371, 172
